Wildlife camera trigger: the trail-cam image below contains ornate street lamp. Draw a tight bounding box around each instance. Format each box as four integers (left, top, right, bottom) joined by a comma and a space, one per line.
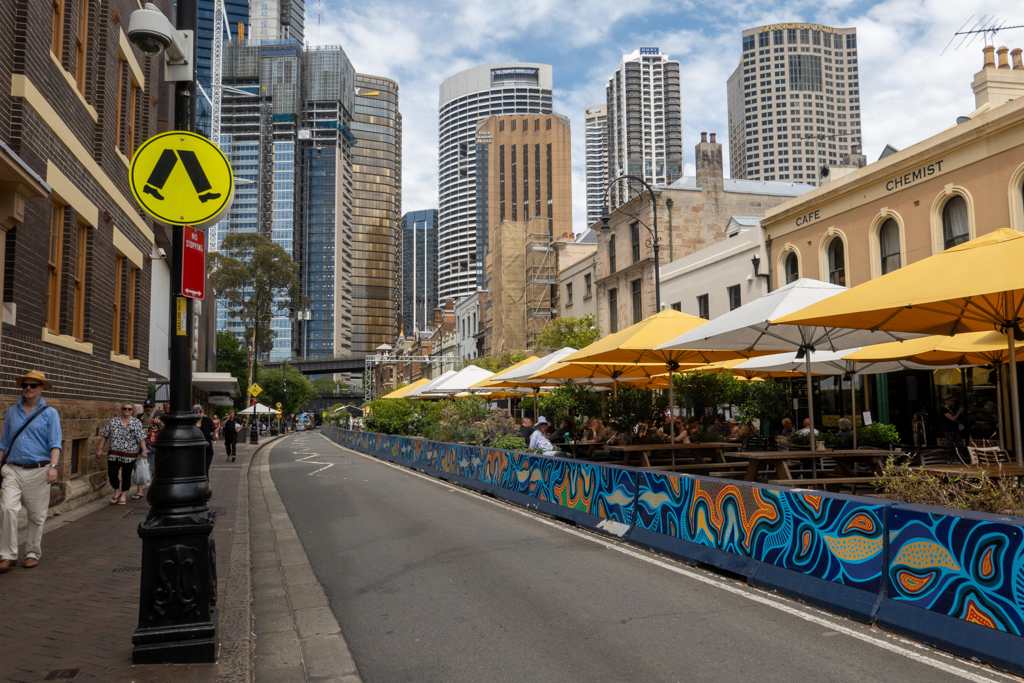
601, 175, 661, 311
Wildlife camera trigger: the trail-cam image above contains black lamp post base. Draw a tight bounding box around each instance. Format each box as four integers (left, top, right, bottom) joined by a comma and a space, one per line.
131, 613, 218, 664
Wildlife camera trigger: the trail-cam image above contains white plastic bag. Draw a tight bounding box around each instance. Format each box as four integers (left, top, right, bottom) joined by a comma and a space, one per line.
133, 456, 152, 486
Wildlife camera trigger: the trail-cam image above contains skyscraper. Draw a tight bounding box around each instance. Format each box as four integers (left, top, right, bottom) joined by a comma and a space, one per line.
606, 48, 682, 208
584, 104, 609, 226
249, 0, 304, 42
437, 63, 553, 303
217, 40, 357, 360
195, 0, 249, 139
350, 75, 402, 354
401, 210, 439, 337
726, 23, 863, 186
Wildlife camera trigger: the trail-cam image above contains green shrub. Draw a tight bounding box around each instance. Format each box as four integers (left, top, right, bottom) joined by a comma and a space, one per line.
490, 434, 528, 451
856, 422, 901, 449
788, 432, 811, 446
875, 458, 1024, 515
609, 387, 668, 441
363, 398, 414, 435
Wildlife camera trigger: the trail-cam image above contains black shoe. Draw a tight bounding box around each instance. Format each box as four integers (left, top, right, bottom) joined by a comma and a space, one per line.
197, 192, 221, 203
143, 185, 165, 200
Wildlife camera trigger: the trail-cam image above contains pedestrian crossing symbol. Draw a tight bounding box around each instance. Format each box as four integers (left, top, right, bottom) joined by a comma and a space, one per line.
130, 131, 234, 228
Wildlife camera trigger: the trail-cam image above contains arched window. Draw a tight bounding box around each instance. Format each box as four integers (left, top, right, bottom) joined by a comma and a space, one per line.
827, 238, 845, 286
879, 219, 901, 274
942, 195, 970, 250
785, 252, 799, 284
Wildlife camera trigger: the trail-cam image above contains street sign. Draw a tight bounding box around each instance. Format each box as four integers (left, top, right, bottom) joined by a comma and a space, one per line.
248, 383, 262, 398
181, 225, 205, 300
322, 412, 326, 418
276, 402, 282, 409
276, 411, 282, 418
129, 131, 234, 228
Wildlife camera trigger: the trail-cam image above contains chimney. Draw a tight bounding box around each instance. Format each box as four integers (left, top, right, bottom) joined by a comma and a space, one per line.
432, 307, 443, 328
972, 45, 1024, 110
696, 131, 723, 193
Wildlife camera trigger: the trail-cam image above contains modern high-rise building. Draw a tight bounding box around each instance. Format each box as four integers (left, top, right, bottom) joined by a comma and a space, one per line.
350, 75, 402, 354
437, 63, 553, 303
217, 40, 357, 361
726, 23, 863, 186
195, 0, 249, 138
584, 105, 609, 226
401, 210, 439, 337
606, 48, 682, 208
249, 0, 304, 42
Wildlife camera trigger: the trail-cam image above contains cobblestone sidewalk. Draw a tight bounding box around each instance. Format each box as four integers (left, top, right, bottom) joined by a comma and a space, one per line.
0, 435, 276, 683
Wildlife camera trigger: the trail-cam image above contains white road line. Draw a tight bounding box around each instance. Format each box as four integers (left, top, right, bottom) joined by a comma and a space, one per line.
295, 450, 336, 476
320, 436, 1015, 683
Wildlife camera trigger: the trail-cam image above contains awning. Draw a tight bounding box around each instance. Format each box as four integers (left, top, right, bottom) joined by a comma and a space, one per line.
192, 372, 241, 397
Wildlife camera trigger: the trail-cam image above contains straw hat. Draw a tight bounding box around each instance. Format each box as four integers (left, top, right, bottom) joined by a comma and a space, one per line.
14, 370, 52, 390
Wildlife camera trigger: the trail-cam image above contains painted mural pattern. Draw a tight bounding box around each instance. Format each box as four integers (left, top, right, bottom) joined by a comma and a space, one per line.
633, 471, 887, 592
323, 428, 1024, 637
888, 509, 1024, 636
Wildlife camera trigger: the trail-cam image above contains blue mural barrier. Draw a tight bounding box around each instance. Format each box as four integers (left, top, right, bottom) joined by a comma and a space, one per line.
321, 428, 1024, 673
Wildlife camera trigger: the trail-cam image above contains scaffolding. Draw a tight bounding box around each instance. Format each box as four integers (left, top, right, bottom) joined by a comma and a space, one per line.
526, 216, 556, 349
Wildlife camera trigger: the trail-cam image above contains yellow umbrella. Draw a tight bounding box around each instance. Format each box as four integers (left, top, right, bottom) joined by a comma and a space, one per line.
776, 228, 1024, 462
529, 361, 671, 397
379, 378, 431, 399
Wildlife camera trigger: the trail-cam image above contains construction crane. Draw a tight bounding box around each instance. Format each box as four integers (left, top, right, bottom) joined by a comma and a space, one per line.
210, 0, 232, 149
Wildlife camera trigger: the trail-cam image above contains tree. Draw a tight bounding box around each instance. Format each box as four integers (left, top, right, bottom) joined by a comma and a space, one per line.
608, 387, 668, 442
460, 350, 530, 372
673, 371, 744, 419
536, 314, 600, 351
735, 379, 789, 431
256, 364, 320, 416
207, 233, 303, 394
216, 330, 249, 410
312, 377, 352, 396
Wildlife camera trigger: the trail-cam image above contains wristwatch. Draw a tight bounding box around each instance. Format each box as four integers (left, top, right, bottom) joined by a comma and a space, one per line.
49, 464, 57, 469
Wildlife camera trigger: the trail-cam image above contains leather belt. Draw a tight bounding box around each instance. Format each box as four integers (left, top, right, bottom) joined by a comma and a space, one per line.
109, 450, 139, 458
5, 461, 50, 469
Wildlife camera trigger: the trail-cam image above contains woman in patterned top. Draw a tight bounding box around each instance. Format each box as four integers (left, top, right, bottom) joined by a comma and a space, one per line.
95, 403, 147, 505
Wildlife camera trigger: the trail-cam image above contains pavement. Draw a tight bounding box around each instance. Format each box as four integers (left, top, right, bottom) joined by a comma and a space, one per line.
270, 431, 1016, 683
0, 433, 272, 683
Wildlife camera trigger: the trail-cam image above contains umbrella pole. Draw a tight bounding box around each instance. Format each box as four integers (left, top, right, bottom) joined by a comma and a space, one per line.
851, 373, 857, 451
1008, 331, 1023, 464
668, 370, 675, 467
806, 354, 817, 454
996, 366, 1005, 451
533, 387, 538, 425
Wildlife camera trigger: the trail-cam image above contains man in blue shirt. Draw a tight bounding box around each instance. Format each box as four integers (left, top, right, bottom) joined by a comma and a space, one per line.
0, 370, 62, 572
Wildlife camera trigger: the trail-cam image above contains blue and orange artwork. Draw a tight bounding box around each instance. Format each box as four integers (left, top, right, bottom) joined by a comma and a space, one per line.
634, 472, 886, 592
530, 457, 638, 526
888, 508, 1024, 636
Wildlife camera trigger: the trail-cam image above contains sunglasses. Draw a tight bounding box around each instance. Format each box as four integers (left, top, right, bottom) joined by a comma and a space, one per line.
122, 407, 133, 411
21, 383, 41, 389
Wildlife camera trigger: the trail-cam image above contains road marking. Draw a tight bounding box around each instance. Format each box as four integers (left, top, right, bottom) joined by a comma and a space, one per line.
295, 451, 335, 476
320, 437, 1013, 683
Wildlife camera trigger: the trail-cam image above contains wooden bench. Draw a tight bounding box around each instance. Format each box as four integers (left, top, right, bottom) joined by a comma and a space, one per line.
767, 476, 892, 489
647, 462, 750, 473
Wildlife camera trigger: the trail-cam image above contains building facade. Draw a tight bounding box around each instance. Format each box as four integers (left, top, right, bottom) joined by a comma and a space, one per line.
437, 63, 553, 302
727, 23, 863, 186
606, 48, 682, 208
401, 209, 439, 337
0, 0, 164, 513
759, 45, 1024, 444
594, 133, 812, 336
584, 104, 609, 225
249, 0, 304, 42
218, 40, 357, 360
350, 74, 401, 354
557, 230, 598, 320
454, 291, 484, 362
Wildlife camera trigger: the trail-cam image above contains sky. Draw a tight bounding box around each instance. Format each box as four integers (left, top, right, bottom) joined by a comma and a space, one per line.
310, 0, 1023, 234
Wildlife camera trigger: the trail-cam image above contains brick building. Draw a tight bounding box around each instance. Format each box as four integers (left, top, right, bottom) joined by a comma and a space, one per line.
0, 0, 167, 514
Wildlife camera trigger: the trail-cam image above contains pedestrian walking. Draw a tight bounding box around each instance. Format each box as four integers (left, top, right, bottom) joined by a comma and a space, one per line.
0, 370, 62, 572
96, 402, 147, 506
133, 399, 158, 501
194, 405, 215, 477
211, 414, 221, 443
222, 409, 240, 461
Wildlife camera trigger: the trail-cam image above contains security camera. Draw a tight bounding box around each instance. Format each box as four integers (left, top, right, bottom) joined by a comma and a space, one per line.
127, 3, 193, 81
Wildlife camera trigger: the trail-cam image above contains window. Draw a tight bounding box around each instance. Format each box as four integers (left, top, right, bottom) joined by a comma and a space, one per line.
75, 0, 89, 94
670, 302, 681, 311
117, 59, 139, 157
47, 202, 64, 334
697, 294, 709, 320
584, 273, 592, 297
785, 252, 799, 284
73, 221, 88, 340
879, 218, 901, 274
70, 438, 86, 479
608, 235, 616, 274
112, 254, 123, 351
942, 195, 969, 250
631, 279, 642, 324
608, 288, 618, 333
728, 285, 741, 311
51, 0, 65, 59
827, 237, 846, 285
630, 222, 640, 263
566, 282, 573, 306
126, 264, 137, 357
789, 54, 823, 91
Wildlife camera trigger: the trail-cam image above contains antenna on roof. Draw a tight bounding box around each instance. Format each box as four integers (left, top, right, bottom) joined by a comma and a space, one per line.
942, 15, 1024, 55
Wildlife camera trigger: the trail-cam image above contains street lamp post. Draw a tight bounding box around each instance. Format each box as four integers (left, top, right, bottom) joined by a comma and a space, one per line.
601, 175, 661, 311
129, 0, 218, 664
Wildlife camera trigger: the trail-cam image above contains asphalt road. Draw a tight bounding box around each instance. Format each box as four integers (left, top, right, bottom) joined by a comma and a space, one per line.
269, 432, 1011, 683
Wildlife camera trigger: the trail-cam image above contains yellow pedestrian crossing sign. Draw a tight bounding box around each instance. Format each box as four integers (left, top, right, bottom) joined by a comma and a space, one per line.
248, 383, 262, 398
130, 131, 234, 228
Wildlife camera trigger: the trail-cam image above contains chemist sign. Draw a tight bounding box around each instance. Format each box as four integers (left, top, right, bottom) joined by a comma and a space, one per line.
129, 131, 234, 228
181, 226, 206, 300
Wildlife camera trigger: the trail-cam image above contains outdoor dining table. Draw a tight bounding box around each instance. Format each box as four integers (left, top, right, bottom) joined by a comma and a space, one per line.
729, 449, 901, 486
916, 463, 1024, 478
605, 442, 745, 468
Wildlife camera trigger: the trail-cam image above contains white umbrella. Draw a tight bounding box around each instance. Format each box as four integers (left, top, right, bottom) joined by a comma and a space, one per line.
405, 369, 458, 398
239, 403, 277, 415
657, 279, 918, 451
420, 365, 495, 396
485, 347, 578, 422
